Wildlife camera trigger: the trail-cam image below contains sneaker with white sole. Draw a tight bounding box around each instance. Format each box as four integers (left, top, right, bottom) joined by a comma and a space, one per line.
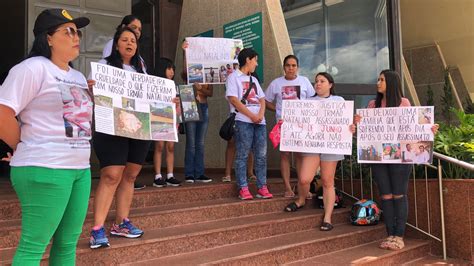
256, 185, 273, 199
110, 219, 143, 238
153, 178, 166, 188
166, 177, 181, 186
196, 175, 212, 183
239, 187, 254, 200
89, 227, 110, 249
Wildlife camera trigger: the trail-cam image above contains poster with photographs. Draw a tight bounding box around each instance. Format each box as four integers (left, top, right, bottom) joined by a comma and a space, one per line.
178, 85, 202, 122
185, 37, 243, 84
280, 100, 354, 155
91, 62, 178, 142
356, 106, 435, 164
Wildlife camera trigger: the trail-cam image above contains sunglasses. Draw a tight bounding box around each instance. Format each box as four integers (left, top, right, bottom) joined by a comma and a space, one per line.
53, 26, 82, 39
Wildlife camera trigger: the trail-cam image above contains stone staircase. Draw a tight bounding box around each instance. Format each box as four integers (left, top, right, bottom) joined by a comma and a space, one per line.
0, 172, 462, 265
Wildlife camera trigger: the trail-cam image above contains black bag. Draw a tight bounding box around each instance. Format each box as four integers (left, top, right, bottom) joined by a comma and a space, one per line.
219, 76, 255, 141
219, 112, 236, 141
178, 123, 185, 134
315, 187, 344, 209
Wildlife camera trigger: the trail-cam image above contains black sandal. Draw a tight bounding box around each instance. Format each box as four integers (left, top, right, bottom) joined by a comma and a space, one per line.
320, 222, 334, 231
284, 202, 303, 212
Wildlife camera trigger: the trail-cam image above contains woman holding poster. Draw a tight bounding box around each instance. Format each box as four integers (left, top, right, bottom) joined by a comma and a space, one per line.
89, 26, 150, 249
0, 9, 92, 264
265, 55, 314, 198
355, 70, 439, 251
284, 72, 355, 232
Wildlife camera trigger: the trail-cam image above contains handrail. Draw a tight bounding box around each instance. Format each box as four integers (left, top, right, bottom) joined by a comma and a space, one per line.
338, 151, 473, 261
433, 151, 474, 171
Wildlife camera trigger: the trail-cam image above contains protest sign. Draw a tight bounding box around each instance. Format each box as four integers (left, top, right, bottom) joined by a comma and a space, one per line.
185, 37, 243, 84
178, 85, 202, 122
91, 62, 178, 142
280, 100, 354, 154
357, 106, 434, 164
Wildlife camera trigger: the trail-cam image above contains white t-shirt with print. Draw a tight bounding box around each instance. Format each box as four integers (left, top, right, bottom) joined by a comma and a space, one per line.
265, 75, 314, 120
225, 71, 266, 125
0, 56, 92, 169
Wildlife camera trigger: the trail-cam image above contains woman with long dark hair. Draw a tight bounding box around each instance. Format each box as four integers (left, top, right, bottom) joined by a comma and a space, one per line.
356, 70, 438, 250
0, 9, 91, 264
89, 26, 149, 249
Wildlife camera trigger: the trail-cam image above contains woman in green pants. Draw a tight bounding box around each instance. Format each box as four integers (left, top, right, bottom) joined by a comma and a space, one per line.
0, 9, 91, 265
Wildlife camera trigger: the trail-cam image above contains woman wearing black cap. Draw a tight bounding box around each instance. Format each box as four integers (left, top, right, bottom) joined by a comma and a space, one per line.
0, 8, 91, 265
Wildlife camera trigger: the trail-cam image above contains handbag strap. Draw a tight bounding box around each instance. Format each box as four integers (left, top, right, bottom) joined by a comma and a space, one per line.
234, 75, 255, 114
242, 75, 255, 101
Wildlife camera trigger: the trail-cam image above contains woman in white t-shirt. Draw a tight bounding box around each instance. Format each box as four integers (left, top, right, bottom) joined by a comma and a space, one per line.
225, 48, 273, 200
284, 72, 355, 233
265, 55, 314, 197
89, 26, 149, 249
0, 9, 91, 264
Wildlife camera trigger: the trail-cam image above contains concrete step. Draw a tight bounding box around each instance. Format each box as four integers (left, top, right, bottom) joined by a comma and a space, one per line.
287, 238, 430, 265
402, 255, 473, 265
121, 223, 387, 266
0, 179, 292, 221
0, 195, 302, 248
0, 208, 350, 265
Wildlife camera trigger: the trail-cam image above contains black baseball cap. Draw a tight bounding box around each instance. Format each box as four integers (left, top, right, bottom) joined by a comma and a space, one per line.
33, 8, 90, 37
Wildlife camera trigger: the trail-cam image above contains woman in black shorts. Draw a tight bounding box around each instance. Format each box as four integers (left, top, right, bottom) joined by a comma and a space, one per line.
89, 26, 150, 248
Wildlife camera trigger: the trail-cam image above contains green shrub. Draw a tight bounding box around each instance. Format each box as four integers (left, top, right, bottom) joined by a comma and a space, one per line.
434, 108, 474, 178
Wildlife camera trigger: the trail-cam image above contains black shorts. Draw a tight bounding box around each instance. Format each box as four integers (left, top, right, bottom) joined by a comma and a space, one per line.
93, 132, 152, 168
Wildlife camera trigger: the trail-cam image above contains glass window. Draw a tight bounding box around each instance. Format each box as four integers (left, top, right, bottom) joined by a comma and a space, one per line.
282, 0, 390, 108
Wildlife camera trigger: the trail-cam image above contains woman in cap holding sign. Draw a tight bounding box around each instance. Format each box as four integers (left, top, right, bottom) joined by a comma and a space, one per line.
354, 70, 438, 250
265, 55, 314, 198
89, 26, 149, 249
284, 72, 355, 232
0, 8, 91, 264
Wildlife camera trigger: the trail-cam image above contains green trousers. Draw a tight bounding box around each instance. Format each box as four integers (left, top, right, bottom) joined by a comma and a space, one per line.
11, 166, 91, 266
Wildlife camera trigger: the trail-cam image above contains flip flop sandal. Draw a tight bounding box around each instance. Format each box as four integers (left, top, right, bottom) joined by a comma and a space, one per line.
320, 222, 334, 231
284, 191, 296, 198
284, 202, 303, 212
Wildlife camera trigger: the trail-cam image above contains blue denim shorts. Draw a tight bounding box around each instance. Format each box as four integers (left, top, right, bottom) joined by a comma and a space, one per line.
300, 152, 344, 161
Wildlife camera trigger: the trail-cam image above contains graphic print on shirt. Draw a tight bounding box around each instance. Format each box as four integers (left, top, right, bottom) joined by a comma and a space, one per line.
281, 85, 300, 100
241, 81, 259, 105
59, 84, 93, 138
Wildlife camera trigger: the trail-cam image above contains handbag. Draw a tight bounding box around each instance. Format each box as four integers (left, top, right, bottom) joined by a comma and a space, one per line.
219, 112, 236, 141
219, 76, 256, 141
269, 120, 283, 149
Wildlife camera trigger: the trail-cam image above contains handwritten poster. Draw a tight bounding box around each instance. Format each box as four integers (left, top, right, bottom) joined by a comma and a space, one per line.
357, 106, 434, 164
280, 100, 354, 154
91, 62, 178, 142
185, 37, 243, 84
